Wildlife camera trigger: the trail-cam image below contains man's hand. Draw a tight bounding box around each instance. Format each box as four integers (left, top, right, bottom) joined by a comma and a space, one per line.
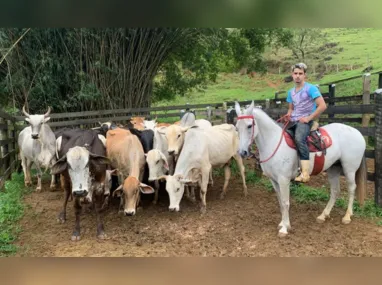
299, 116, 311, 124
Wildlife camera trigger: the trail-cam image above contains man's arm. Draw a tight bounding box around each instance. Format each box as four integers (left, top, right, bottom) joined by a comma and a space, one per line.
308, 96, 327, 121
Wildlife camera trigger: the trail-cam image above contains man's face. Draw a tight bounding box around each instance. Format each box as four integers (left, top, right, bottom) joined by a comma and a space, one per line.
292, 67, 306, 84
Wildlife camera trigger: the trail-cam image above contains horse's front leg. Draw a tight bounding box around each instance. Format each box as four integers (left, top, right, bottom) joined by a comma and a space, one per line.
277, 178, 291, 237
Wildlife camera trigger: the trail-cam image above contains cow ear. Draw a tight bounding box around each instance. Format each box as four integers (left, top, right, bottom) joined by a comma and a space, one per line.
139, 183, 155, 194
159, 152, 169, 170
180, 178, 192, 184
157, 175, 168, 181
112, 185, 123, 197
43, 117, 51, 123
89, 153, 110, 165
157, 127, 166, 135
51, 155, 67, 175
25, 118, 30, 123
174, 174, 183, 181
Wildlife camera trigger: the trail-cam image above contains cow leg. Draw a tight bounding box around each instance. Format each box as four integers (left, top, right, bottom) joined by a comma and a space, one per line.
34, 162, 43, 192
94, 194, 107, 239
208, 169, 214, 186
49, 174, 56, 191
21, 155, 32, 187
220, 163, 231, 200
199, 166, 211, 214
58, 175, 70, 224
234, 154, 248, 197
71, 197, 82, 241
153, 180, 159, 205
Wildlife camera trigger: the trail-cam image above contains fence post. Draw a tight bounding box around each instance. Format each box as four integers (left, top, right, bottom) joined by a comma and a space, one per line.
362, 73, 371, 144
374, 88, 382, 207
223, 102, 228, 123
206, 106, 212, 122
379, 73, 382, 89
328, 84, 336, 121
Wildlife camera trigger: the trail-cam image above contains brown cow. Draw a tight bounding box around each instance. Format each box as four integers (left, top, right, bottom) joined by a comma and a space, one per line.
106, 128, 154, 216
130, 116, 145, 130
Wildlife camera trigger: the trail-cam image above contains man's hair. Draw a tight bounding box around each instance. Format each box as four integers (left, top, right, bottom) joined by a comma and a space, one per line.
291, 62, 307, 73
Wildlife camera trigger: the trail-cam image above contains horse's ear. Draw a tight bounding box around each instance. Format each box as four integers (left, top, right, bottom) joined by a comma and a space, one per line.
246, 101, 255, 115
235, 101, 242, 116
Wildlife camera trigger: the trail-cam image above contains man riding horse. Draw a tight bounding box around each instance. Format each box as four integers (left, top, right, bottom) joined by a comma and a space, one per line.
284, 63, 327, 183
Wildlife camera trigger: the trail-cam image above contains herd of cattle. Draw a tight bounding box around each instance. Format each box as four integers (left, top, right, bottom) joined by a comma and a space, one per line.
17, 107, 248, 241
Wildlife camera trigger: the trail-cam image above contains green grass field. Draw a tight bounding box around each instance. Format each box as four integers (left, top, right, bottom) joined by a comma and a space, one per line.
155, 28, 382, 107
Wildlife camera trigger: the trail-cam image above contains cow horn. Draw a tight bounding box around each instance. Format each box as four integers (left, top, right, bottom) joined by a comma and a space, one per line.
22, 105, 30, 118
44, 106, 51, 118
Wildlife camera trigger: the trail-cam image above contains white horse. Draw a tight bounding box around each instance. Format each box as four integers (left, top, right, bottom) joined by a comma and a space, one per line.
235, 101, 366, 237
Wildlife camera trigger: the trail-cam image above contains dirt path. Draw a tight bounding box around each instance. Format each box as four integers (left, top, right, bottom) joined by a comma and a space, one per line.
15, 162, 382, 257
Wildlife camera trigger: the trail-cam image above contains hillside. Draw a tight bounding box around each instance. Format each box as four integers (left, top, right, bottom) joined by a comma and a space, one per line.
155, 28, 382, 106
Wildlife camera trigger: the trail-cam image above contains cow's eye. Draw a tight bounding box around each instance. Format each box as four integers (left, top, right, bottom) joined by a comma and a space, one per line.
176, 188, 180, 192
247, 125, 252, 129
156, 160, 160, 164
177, 134, 181, 139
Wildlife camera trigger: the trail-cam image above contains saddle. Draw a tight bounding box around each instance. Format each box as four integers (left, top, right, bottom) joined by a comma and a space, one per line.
284, 122, 333, 155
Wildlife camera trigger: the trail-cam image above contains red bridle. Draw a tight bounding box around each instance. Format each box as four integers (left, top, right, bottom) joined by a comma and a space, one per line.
237, 114, 290, 164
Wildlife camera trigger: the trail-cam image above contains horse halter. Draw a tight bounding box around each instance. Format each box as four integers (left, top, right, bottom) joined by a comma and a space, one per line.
236, 115, 256, 148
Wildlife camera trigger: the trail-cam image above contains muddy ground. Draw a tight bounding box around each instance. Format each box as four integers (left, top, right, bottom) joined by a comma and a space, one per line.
15, 160, 382, 257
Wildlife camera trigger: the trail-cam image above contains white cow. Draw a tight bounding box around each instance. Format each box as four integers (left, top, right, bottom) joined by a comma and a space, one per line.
158, 124, 248, 213
18, 106, 57, 192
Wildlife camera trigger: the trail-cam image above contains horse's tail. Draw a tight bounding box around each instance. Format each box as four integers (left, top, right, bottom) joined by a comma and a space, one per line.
355, 154, 367, 207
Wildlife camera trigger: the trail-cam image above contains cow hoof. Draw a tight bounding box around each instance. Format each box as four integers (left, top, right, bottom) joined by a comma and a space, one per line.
49, 185, 56, 191
152, 200, 157, 205
219, 193, 226, 200
97, 233, 107, 240
278, 231, 288, 238
200, 207, 206, 215
71, 235, 81, 241
341, 218, 351, 225
57, 213, 66, 224
316, 216, 326, 224
36, 187, 42, 193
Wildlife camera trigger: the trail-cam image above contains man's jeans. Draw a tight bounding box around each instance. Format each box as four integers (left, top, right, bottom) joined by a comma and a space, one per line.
287, 121, 313, 160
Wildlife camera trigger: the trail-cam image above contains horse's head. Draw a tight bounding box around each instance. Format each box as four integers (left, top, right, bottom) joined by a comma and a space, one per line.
235, 101, 258, 158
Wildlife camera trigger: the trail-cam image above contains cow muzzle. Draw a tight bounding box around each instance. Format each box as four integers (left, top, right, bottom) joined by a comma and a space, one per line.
31, 134, 39, 139
168, 150, 175, 155
73, 190, 88, 197
169, 206, 179, 212
124, 210, 136, 216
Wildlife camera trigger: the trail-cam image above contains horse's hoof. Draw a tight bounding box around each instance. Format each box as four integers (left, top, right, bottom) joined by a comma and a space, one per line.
278, 231, 288, 238
71, 235, 81, 241
316, 216, 326, 224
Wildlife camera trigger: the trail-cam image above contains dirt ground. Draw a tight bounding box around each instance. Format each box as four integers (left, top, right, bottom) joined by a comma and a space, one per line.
15, 160, 382, 257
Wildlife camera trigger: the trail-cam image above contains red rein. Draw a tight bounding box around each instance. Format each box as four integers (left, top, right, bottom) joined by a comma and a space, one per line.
237, 114, 289, 163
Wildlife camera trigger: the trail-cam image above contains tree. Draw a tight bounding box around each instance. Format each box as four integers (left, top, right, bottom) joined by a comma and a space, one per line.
285, 28, 327, 61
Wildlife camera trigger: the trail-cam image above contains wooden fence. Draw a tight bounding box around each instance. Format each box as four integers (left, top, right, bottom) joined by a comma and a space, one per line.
1, 89, 382, 207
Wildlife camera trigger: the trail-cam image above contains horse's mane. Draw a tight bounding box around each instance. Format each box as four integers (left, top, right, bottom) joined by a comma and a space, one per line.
252, 107, 281, 129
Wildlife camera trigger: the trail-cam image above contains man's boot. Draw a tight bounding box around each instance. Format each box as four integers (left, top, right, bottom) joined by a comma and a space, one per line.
295, 160, 311, 183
